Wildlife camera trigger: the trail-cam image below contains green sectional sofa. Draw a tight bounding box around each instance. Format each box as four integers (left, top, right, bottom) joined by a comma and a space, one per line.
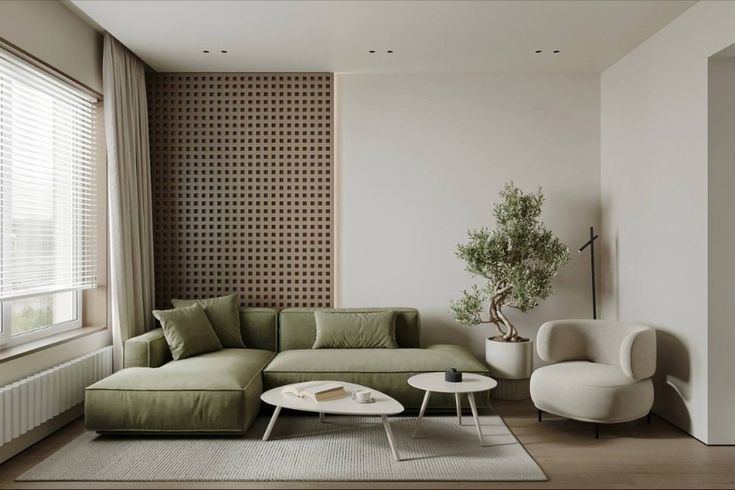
85, 307, 489, 434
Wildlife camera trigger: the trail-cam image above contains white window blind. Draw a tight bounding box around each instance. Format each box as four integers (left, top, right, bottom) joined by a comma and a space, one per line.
0, 47, 98, 301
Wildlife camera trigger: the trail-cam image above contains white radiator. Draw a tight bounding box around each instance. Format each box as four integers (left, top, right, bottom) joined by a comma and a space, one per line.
0, 346, 112, 446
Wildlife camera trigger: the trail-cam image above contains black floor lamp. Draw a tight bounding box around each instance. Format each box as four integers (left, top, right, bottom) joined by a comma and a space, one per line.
579, 226, 599, 319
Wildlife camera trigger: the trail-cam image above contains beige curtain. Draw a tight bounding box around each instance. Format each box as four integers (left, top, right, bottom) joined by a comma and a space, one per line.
103, 33, 155, 370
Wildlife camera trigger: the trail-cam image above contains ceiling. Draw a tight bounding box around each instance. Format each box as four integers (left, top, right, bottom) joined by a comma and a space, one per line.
69, 0, 695, 74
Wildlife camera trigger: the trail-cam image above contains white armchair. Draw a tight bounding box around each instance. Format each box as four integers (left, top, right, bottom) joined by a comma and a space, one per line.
530, 320, 656, 437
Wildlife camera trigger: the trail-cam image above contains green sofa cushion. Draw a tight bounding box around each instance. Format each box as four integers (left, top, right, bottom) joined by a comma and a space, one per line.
85, 349, 274, 433
266, 344, 486, 373
263, 344, 490, 409
171, 294, 245, 348
153, 303, 223, 360
279, 308, 420, 351
313, 310, 397, 349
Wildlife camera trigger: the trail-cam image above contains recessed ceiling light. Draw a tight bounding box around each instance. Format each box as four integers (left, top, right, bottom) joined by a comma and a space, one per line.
369, 50, 376, 53
553, 50, 560, 54
221, 50, 228, 54
387, 50, 394, 54
203, 50, 210, 54
535, 50, 542, 54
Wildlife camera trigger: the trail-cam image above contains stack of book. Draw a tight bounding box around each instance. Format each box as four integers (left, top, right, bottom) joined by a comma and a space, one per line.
282, 381, 347, 401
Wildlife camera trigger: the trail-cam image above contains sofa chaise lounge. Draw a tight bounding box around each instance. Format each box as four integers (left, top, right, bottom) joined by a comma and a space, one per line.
84, 308, 278, 434
85, 307, 488, 434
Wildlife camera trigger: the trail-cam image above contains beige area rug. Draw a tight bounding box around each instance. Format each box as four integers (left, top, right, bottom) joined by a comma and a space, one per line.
18, 413, 546, 482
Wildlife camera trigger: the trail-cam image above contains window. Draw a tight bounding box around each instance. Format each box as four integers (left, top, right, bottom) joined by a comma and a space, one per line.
0, 46, 98, 347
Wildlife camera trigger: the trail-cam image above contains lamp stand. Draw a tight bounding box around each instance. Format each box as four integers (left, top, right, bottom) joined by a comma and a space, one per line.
578, 226, 599, 319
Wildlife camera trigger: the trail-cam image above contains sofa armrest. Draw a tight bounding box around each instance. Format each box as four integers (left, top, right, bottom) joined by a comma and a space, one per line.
620, 327, 656, 380
124, 328, 172, 368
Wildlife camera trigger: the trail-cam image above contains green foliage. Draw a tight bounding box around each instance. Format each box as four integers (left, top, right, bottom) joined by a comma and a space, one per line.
12, 304, 53, 334
449, 285, 485, 326
450, 182, 570, 340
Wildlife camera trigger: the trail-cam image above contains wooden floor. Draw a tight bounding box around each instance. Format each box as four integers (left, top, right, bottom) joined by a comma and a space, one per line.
1, 400, 733, 489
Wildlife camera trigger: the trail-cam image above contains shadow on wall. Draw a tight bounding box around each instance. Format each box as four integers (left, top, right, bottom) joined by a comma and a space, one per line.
420, 312, 480, 349
414, 308, 561, 365
597, 230, 620, 320
590, 223, 694, 435
653, 329, 692, 433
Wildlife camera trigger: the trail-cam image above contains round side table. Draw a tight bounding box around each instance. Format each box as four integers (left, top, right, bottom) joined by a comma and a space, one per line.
407, 372, 497, 445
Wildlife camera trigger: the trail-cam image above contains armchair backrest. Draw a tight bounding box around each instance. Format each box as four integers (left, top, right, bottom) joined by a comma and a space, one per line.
536, 319, 656, 380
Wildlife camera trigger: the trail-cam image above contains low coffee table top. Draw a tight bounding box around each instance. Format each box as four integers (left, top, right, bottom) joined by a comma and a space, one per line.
260, 381, 404, 416
260, 381, 405, 460
407, 372, 497, 394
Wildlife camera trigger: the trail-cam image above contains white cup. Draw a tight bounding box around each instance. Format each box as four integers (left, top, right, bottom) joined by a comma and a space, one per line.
352, 390, 372, 403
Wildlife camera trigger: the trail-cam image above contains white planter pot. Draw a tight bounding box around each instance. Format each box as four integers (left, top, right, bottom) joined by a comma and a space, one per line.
485, 338, 534, 380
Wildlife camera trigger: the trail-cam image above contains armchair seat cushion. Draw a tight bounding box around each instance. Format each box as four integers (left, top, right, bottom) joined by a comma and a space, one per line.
85, 349, 274, 433
530, 361, 654, 423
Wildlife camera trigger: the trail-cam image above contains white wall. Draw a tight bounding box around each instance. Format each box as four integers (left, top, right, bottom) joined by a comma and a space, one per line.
707, 56, 735, 445
0, 0, 102, 93
337, 73, 600, 361
600, 1, 735, 444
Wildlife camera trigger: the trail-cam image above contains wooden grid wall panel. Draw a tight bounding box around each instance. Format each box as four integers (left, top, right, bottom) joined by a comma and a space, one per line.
147, 73, 333, 309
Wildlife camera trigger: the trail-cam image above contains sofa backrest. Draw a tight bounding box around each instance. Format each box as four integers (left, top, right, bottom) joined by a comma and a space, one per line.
278, 307, 420, 351
240, 308, 278, 351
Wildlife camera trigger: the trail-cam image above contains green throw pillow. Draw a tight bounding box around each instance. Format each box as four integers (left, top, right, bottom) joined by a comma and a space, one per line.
313, 311, 397, 349
171, 294, 245, 348
153, 303, 223, 360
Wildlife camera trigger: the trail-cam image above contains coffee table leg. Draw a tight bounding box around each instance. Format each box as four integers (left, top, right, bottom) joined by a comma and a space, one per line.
319, 412, 325, 423
262, 406, 281, 441
381, 414, 401, 461
455, 393, 462, 426
467, 393, 484, 445
412, 390, 431, 438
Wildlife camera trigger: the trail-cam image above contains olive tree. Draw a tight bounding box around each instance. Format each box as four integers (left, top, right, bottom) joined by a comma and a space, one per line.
450, 182, 570, 342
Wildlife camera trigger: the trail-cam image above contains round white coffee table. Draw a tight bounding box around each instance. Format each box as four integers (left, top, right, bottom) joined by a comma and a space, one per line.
260, 381, 404, 460
407, 372, 497, 445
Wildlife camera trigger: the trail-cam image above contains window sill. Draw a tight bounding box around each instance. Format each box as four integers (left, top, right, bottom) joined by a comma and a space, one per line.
0, 326, 108, 363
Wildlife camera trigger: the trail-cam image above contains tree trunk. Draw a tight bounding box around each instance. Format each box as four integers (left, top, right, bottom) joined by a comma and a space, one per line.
496, 307, 517, 341
488, 291, 517, 340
